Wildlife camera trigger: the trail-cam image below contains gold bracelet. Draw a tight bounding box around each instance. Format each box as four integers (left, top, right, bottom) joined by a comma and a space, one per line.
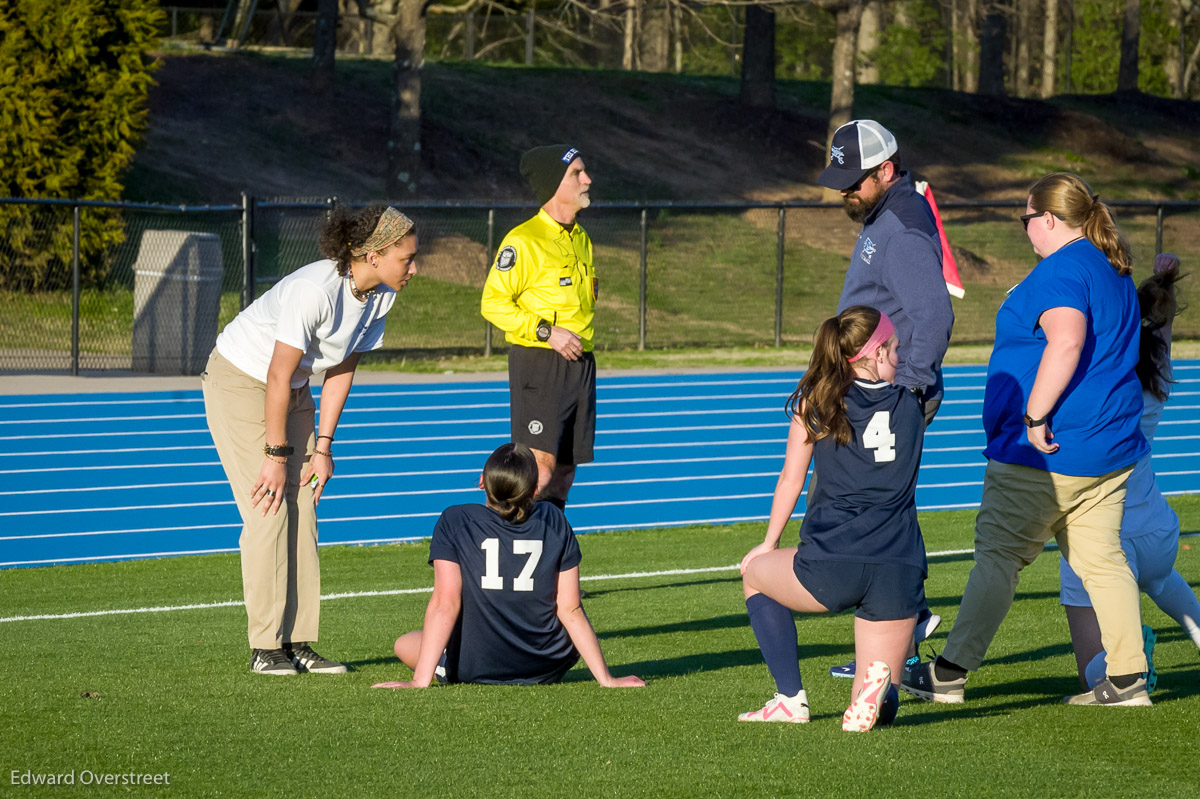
314, 449, 333, 458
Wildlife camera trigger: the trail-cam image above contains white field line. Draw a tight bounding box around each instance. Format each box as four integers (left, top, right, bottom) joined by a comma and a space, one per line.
9, 529, 1199, 624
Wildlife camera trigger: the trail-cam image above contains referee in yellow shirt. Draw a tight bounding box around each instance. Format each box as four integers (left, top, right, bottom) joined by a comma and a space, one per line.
481, 145, 596, 511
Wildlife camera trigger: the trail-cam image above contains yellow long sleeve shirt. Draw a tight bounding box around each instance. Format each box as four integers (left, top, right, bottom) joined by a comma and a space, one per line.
480, 209, 596, 351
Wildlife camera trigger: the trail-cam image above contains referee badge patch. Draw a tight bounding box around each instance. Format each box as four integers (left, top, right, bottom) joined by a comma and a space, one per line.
496, 246, 517, 271
528, 420, 544, 435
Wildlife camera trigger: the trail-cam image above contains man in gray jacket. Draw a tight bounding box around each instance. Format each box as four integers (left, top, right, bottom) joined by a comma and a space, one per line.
819, 120, 953, 679
818, 119, 954, 424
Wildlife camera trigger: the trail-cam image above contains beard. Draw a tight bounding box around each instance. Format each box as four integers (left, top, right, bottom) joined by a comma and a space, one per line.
843, 190, 882, 223
577, 190, 591, 209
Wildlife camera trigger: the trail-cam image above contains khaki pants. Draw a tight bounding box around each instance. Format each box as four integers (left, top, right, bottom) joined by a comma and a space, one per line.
202, 350, 320, 650
943, 460, 1146, 676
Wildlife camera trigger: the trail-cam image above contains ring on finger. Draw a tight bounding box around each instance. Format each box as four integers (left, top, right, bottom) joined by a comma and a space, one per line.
266, 489, 277, 497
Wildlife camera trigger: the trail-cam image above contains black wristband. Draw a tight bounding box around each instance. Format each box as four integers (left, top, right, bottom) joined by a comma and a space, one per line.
1023, 413, 1048, 428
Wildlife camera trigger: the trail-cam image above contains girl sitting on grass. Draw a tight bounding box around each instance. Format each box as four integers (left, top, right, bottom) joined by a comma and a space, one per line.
739, 305, 928, 732
373, 443, 644, 689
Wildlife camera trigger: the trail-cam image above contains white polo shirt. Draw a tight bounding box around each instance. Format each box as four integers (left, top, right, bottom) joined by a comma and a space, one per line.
216, 259, 396, 388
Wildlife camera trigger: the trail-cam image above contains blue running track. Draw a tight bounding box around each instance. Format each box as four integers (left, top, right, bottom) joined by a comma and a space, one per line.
2, 363, 1199, 568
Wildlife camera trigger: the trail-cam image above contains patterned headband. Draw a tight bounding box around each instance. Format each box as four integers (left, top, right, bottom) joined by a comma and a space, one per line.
847, 312, 895, 363
350, 207, 415, 257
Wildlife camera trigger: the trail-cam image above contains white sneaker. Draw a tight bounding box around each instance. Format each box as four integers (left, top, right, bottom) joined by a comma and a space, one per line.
738, 691, 810, 723
843, 661, 892, 732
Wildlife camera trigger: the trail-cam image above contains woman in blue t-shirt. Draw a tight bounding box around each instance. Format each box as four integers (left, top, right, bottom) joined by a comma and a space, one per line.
372, 443, 644, 689
902, 172, 1152, 708
1060, 254, 1200, 691
739, 306, 927, 732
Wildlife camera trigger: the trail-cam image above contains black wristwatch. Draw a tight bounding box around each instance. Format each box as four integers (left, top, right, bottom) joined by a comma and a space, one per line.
1023, 412, 1048, 428
536, 320, 552, 342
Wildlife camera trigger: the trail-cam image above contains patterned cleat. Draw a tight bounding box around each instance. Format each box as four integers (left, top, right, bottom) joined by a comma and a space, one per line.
250, 648, 299, 676
1064, 677, 1152, 707
1143, 624, 1158, 694
738, 691, 810, 723
285, 643, 348, 674
900, 659, 966, 703
842, 661, 892, 732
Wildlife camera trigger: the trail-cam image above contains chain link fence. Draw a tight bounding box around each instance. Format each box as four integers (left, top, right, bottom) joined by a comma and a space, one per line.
1, 196, 1197, 374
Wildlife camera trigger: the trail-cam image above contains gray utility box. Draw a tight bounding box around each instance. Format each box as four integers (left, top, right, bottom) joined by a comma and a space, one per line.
132, 231, 224, 374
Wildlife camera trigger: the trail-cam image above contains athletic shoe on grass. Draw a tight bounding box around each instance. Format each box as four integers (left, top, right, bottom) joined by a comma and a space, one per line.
285, 643, 348, 674
899, 659, 966, 703
842, 660, 892, 732
1064, 676, 1152, 706
251, 648, 299, 676
829, 611, 942, 679
738, 691, 810, 723
1143, 624, 1158, 693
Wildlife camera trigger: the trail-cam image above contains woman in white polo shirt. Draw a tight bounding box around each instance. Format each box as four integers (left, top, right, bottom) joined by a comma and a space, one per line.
202, 205, 418, 675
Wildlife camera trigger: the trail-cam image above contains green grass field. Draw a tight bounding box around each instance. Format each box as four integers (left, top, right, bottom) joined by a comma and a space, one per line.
5, 500, 1200, 797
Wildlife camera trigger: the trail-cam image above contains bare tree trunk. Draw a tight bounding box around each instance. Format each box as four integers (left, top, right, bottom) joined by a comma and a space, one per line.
388, 0, 424, 198
740, 5, 776, 108
977, 2, 1006, 95
857, 1, 881, 84
1166, 0, 1183, 97
1117, 0, 1140, 92
894, 0, 914, 27
963, 0, 979, 93
671, 0, 683, 73
229, 0, 256, 46
1184, 35, 1200, 97
641, 1, 670, 72
829, 0, 864, 146
312, 0, 338, 91
1040, 0, 1058, 98
949, 0, 959, 90
623, 0, 638, 70
1015, 0, 1031, 96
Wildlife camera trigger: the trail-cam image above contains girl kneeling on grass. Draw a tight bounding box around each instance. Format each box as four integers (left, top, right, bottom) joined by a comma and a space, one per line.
373, 443, 644, 689
739, 306, 928, 732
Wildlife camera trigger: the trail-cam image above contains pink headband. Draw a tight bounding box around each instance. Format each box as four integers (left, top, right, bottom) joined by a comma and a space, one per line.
847, 312, 895, 363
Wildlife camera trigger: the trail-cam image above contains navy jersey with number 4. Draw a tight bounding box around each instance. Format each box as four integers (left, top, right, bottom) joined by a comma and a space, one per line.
799, 380, 927, 574
428, 501, 581, 685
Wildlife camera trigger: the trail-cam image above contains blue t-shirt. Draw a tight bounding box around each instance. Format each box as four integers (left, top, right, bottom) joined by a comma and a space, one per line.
428, 502, 581, 685
796, 381, 928, 575
982, 238, 1147, 476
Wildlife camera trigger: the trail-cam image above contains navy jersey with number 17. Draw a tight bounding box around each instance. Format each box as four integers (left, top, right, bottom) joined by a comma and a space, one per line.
798, 380, 927, 574
428, 501, 581, 685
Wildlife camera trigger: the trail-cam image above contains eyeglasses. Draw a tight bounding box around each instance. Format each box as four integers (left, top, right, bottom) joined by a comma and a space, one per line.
845, 166, 882, 194
1021, 211, 1043, 230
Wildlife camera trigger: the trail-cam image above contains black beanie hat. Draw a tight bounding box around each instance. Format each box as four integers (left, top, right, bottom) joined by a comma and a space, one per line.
519, 144, 581, 205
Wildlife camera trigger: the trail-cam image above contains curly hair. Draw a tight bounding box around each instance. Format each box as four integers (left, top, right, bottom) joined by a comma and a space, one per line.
317, 204, 390, 276
1136, 268, 1187, 401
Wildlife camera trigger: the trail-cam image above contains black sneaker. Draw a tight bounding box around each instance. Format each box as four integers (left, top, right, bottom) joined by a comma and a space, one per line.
899, 659, 966, 703
251, 648, 299, 676
285, 643, 348, 674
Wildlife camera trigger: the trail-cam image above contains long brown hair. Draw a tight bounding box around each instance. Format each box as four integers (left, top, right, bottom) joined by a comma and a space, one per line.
1136, 268, 1186, 401
482, 443, 539, 524
1028, 173, 1132, 275
786, 306, 883, 446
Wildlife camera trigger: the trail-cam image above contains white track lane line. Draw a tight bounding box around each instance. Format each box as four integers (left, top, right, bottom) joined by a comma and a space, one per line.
9, 530, 1199, 623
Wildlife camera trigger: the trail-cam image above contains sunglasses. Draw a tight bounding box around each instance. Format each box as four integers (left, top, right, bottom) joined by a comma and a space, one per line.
845, 167, 882, 194
1021, 211, 1043, 230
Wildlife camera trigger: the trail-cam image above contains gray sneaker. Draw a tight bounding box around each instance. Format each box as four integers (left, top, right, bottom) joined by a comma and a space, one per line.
285, 643, 348, 674
899, 659, 966, 703
1064, 677, 1152, 706
250, 648, 299, 676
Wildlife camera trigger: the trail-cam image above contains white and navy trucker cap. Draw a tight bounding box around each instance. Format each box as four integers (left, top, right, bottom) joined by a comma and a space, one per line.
816, 120, 898, 191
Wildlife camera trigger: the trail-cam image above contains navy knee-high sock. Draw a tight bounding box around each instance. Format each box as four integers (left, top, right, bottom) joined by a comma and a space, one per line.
746, 593, 803, 697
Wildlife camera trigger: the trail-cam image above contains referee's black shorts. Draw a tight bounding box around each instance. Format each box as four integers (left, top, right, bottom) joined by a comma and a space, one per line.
508, 345, 596, 466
